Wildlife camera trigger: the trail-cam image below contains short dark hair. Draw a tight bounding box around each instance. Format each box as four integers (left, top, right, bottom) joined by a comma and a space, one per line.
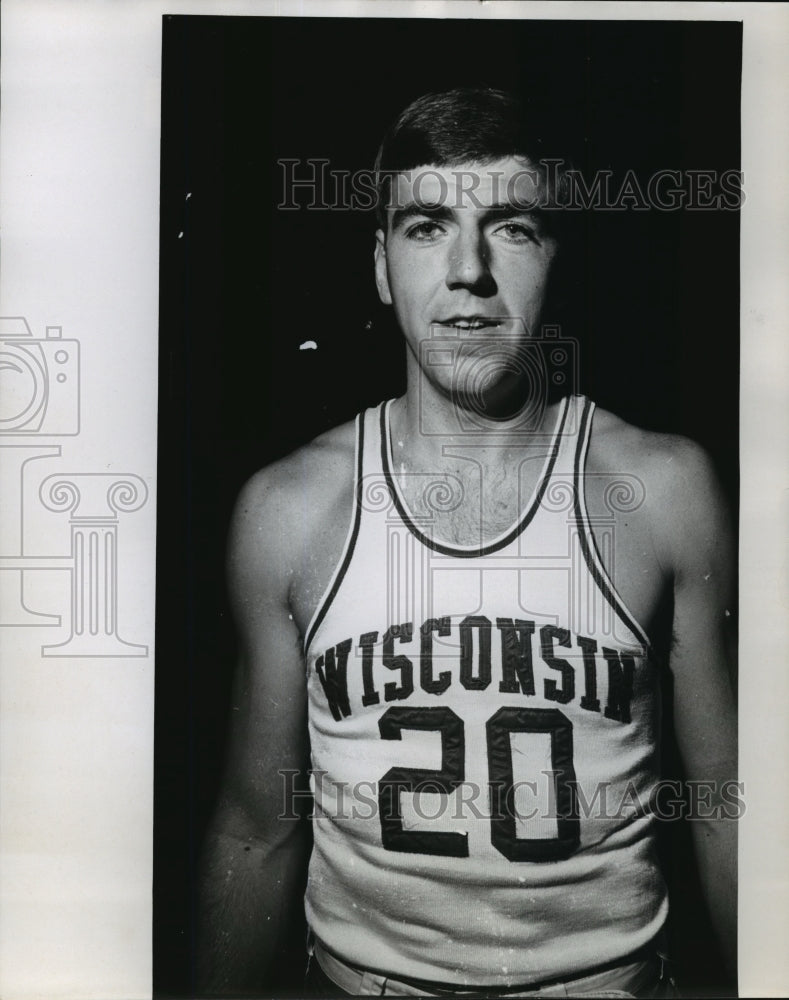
373, 87, 572, 229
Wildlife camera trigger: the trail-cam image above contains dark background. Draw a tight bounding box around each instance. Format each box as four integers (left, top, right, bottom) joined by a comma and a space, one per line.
155, 16, 741, 998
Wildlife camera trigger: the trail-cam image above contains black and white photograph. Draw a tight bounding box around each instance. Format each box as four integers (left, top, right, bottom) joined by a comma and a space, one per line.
1, 4, 788, 1000
156, 14, 741, 999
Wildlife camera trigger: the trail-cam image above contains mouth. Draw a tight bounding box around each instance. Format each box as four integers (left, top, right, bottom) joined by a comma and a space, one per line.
434, 316, 502, 331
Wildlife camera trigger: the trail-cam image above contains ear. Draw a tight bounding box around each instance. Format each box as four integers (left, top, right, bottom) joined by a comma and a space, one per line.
374, 229, 392, 305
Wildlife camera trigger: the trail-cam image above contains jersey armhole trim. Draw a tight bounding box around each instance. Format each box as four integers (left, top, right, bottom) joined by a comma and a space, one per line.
303, 411, 365, 656
573, 398, 654, 654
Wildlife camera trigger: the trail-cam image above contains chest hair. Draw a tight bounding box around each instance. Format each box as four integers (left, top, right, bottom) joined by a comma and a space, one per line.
395, 451, 545, 547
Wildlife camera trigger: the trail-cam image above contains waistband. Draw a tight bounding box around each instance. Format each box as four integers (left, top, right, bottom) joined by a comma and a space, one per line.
311, 937, 665, 997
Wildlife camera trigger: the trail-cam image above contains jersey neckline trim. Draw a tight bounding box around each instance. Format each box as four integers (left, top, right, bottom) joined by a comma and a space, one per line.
303, 412, 365, 656
380, 395, 571, 559
573, 398, 653, 653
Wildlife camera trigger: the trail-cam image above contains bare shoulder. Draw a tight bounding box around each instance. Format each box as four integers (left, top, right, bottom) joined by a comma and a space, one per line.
589, 405, 713, 477
227, 417, 358, 610
588, 404, 731, 578
231, 419, 357, 532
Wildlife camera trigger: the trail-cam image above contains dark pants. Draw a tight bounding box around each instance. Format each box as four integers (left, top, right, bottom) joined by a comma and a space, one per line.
305, 954, 352, 997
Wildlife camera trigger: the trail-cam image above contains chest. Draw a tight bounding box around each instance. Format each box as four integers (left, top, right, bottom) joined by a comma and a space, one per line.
393, 459, 527, 547
290, 423, 671, 657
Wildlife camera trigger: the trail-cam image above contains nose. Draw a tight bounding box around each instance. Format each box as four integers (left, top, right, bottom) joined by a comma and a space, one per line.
445, 229, 496, 295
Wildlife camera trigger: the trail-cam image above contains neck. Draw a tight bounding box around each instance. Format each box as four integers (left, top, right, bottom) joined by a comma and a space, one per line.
394, 369, 558, 463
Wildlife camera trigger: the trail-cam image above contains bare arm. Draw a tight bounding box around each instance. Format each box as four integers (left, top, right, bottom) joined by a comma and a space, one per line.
197, 471, 311, 995
654, 441, 738, 976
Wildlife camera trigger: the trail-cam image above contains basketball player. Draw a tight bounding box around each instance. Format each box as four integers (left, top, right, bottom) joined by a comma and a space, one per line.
198, 89, 737, 997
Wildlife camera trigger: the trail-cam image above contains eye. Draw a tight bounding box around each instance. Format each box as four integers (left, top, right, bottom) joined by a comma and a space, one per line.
405, 220, 446, 241
495, 221, 540, 244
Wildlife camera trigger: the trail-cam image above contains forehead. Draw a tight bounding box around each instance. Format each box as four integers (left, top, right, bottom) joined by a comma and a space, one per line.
387, 156, 545, 212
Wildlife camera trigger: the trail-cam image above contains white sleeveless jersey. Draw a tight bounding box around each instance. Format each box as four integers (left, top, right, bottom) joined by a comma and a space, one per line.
303, 394, 667, 987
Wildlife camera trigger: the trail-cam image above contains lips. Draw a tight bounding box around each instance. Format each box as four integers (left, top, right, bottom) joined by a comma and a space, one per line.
435, 316, 501, 330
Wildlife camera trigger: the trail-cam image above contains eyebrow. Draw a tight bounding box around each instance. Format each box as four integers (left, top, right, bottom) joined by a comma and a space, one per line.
389, 201, 546, 233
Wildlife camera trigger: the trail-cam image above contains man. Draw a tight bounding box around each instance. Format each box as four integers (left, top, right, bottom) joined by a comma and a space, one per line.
198, 88, 737, 997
